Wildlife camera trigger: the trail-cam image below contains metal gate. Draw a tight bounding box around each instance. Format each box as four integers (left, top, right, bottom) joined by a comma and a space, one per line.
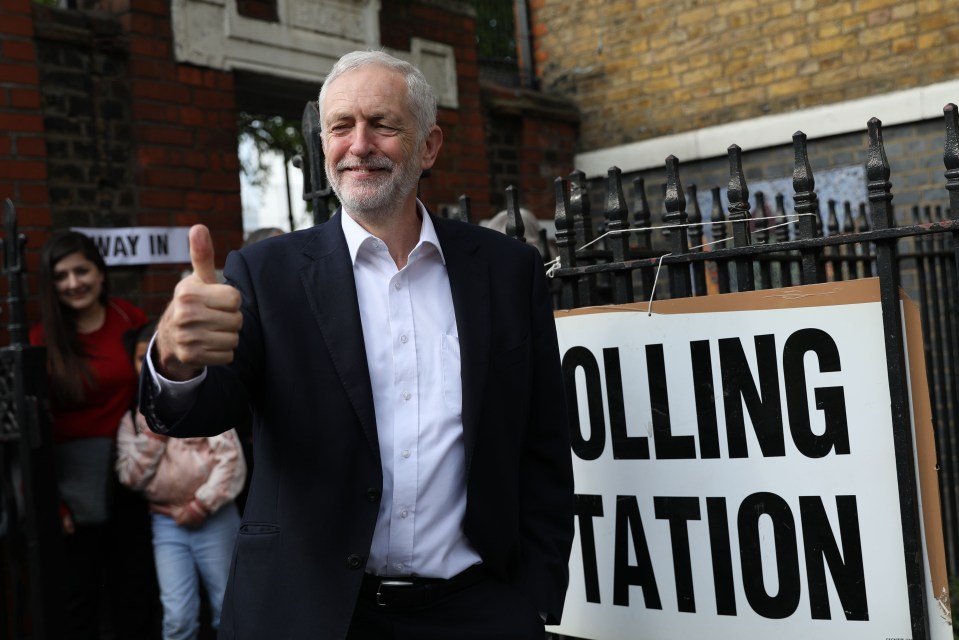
474, 107, 959, 639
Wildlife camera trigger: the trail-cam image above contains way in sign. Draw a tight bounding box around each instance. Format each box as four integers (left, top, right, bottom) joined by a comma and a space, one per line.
94, 233, 171, 258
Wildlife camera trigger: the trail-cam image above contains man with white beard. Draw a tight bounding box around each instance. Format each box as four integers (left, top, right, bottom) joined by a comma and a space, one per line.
141, 50, 574, 640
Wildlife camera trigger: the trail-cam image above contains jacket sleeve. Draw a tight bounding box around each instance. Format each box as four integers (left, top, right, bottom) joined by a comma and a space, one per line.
519, 244, 575, 625
193, 428, 247, 514
115, 410, 167, 492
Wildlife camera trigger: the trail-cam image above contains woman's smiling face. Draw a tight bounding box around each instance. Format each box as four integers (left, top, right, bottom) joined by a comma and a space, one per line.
53, 251, 105, 313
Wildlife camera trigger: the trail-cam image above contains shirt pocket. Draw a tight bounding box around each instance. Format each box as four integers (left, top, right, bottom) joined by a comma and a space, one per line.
441, 334, 462, 415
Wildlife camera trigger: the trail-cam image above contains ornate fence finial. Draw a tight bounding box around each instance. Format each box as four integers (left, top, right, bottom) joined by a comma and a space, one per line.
505, 185, 526, 243
687, 184, 708, 295
605, 167, 629, 237
569, 170, 594, 245
857, 202, 870, 231
663, 155, 691, 297
727, 145, 754, 291
604, 167, 633, 303
827, 199, 840, 236
792, 131, 823, 283
633, 176, 651, 230
710, 185, 726, 243
754, 191, 769, 244
710, 185, 730, 293
726, 145, 750, 239
663, 155, 689, 252
687, 183, 703, 249
774, 193, 790, 243
792, 131, 819, 240
843, 201, 855, 233
867, 117, 895, 230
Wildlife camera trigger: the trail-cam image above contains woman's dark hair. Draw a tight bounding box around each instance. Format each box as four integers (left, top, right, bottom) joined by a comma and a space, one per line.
38, 231, 109, 404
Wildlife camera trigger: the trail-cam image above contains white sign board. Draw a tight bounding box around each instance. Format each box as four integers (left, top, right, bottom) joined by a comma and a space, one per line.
72, 227, 190, 266
549, 279, 951, 640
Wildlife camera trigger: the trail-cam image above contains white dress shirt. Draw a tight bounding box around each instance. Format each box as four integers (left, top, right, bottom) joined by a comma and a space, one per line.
149, 203, 481, 579
341, 205, 480, 578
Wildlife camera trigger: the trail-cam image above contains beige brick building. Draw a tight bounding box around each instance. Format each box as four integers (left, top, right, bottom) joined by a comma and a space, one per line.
530, 0, 959, 187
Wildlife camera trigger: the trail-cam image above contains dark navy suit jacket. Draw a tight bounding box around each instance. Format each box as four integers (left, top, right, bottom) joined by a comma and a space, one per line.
141, 212, 574, 639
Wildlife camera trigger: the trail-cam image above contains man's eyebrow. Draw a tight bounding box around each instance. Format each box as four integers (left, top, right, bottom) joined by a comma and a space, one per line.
324, 111, 353, 123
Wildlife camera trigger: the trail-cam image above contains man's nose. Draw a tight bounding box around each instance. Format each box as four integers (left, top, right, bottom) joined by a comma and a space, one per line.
349, 124, 372, 156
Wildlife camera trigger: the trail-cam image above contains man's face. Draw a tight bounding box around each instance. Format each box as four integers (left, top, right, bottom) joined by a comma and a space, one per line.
320, 66, 431, 219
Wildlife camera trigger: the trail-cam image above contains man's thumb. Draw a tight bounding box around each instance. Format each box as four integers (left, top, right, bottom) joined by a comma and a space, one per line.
189, 224, 218, 284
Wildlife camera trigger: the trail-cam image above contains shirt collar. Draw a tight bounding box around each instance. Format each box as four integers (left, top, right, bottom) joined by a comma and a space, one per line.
340, 200, 446, 266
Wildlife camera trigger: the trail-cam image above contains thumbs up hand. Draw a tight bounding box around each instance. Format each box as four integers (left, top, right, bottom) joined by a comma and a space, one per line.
155, 225, 243, 381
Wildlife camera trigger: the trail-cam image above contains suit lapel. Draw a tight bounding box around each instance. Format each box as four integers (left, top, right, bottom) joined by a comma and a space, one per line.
433, 216, 490, 475
298, 214, 379, 458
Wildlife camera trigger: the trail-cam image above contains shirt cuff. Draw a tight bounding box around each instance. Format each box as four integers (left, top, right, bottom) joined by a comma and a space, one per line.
146, 332, 207, 414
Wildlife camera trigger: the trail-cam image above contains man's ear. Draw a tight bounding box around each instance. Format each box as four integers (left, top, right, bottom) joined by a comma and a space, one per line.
419, 125, 443, 171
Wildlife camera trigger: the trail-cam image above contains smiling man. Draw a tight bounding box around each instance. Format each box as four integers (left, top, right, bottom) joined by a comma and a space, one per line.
142, 50, 574, 640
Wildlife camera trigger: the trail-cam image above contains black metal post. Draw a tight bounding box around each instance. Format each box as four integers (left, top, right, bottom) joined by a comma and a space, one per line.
0, 199, 63, 639
867, 118, 929, 640
604, 168, 633, 304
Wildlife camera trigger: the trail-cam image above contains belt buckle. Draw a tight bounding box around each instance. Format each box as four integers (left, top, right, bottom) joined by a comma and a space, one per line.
376, 580, 414, 606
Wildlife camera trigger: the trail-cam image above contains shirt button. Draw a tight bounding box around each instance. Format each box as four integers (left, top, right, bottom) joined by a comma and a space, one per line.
402, 450, 410, 459
400, 509, 409, 519
394, 282, 401, 290
347, 554, 363, 569
402, 392, 411, 401
400, 335, 408, 344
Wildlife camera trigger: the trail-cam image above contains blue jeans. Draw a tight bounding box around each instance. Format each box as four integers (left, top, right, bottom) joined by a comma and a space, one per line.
151, 503, 239, 640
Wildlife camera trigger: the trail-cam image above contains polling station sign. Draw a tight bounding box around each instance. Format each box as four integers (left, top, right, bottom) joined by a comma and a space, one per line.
549, 279, 951, 640
72, 227, 190, 266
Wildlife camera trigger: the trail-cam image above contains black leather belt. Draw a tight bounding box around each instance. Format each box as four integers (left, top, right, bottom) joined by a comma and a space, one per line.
360, 564, 488, 608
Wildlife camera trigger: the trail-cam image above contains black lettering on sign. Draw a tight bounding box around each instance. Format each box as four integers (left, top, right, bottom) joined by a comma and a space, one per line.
800, 495, 868, 621
691, 340, 720, 459
738, 492, 800, 619
150, 233, 169, 256
604, 348, 649, 459
614, 495, 661, 609
706, 497, 737, 616
654, 496, 701, 613
646, 344, 695, 459
574, 494, 604, 604
562, 347, 606, 461
782, 328, 851, 458
720, 335, 785, 458
93, 235, 111, 256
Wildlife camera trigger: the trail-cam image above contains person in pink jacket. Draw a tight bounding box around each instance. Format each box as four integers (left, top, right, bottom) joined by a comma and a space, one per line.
117, 329, 246, 640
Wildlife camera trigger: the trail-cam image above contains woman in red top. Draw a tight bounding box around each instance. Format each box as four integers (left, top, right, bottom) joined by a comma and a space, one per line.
30, 231, 160, 639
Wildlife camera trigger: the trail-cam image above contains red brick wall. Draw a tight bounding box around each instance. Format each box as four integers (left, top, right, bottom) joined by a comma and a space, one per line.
380, 0, 493, 219
3, 0, 574, 334
0, 0, 51, 307
379, 1, 577, 225
97, 0, 243, 318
